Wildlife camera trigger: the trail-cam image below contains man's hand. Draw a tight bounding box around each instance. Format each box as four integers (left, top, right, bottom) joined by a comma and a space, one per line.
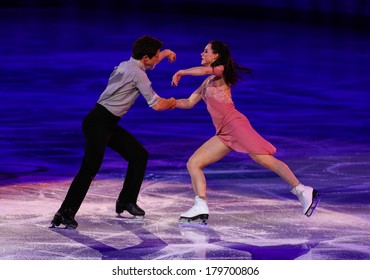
166, 97, 176, 110
152, 97, 176, 111
167, 51, 176, 63
159, 49, 176, 64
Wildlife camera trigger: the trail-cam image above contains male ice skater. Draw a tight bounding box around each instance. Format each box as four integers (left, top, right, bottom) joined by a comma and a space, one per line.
51, 36, 177, 228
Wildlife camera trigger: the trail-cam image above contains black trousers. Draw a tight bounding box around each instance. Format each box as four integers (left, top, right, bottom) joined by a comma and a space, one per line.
59, 104, 149, 214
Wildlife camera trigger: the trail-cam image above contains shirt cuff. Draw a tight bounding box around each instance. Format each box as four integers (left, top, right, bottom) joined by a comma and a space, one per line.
148, 94, 161, 107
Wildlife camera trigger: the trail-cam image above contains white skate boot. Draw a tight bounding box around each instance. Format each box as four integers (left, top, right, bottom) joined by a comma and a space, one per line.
179, 196, 209, 225
291, 184, 320, 217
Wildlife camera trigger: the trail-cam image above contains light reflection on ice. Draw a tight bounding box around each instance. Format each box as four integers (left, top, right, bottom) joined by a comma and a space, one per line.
0, 180, 369, 260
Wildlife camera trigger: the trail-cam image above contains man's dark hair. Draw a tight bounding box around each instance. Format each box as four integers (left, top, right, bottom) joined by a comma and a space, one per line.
132, 36, 163, 59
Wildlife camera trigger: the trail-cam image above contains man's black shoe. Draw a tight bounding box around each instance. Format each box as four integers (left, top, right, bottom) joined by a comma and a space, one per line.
50, 208, 78, 229
116, 200, 145, 216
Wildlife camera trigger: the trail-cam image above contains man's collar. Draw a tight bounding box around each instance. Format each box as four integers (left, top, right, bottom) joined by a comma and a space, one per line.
130, 57, 145, 71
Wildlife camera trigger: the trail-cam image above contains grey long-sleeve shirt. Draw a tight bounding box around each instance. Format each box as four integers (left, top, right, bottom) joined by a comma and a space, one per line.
97, 57, 160, 117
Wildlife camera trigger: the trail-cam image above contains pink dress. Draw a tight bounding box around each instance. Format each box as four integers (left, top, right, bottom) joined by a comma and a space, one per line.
202, 77, 276, 155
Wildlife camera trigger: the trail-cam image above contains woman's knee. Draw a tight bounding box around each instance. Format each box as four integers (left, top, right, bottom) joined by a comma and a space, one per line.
186, 157, 201, 172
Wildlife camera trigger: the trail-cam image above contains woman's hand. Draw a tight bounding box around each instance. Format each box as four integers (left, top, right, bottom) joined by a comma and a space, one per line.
171, 70, 182, 86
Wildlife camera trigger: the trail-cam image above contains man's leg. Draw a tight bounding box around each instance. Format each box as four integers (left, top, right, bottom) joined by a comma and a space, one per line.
59, 137, 107, 213
52, 107, 113, 227
108, 126, 148, 215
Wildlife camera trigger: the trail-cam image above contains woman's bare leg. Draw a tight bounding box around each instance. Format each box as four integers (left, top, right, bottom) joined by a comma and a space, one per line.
248, 153, 299, 188
187, 136, 232, 198
249, 153, 320, 216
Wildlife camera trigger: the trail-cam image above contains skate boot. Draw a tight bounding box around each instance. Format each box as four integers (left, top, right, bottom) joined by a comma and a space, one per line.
116, 200, 145, 218
50, 208, 78, 229
291, 184, 320, 217
179, 196, 209, 225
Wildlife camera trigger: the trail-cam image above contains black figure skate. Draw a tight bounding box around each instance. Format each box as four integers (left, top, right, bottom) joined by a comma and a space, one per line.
116, 200, 145, 220
50, 208, 78, 229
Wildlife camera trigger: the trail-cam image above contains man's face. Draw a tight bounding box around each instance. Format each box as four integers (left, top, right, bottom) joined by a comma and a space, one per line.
143, 50, 160, 70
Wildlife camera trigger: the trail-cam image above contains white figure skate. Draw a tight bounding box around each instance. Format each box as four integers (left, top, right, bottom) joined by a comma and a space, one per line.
179, 196, 209, 225
291, 184, 320, 217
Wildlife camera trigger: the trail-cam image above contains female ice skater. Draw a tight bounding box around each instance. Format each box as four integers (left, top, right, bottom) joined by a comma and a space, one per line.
171, 40, 320, 224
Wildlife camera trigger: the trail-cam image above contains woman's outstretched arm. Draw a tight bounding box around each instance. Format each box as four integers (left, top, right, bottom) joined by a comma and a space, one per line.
174, 77, 211, 109
175, 92, 203, 109
172, 65, 224, 86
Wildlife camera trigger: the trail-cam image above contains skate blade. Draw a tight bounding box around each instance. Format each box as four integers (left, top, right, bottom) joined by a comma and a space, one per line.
49, 223, 77, 229
178, 215, 208, 226
64, 224, 78, 229
116, 214, 145, 223
305, 190, 321, 217
49, 221, 60, 228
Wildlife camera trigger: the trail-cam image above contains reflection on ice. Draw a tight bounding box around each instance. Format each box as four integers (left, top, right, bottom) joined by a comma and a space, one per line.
0, 180, 369, 260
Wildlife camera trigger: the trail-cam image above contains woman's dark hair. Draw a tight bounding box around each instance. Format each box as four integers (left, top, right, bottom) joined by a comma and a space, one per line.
209, 40, 252, 86
132, 36, 163, 59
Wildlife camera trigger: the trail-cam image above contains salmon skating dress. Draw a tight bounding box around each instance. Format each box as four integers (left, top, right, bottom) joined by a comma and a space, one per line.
202, 76, 276, 155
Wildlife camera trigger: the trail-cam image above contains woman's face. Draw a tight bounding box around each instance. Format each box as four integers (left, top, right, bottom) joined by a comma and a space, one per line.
201, 44, 219, 66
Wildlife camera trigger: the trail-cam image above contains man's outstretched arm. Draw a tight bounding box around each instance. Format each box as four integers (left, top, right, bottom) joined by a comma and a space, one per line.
157, 49, 176, 64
